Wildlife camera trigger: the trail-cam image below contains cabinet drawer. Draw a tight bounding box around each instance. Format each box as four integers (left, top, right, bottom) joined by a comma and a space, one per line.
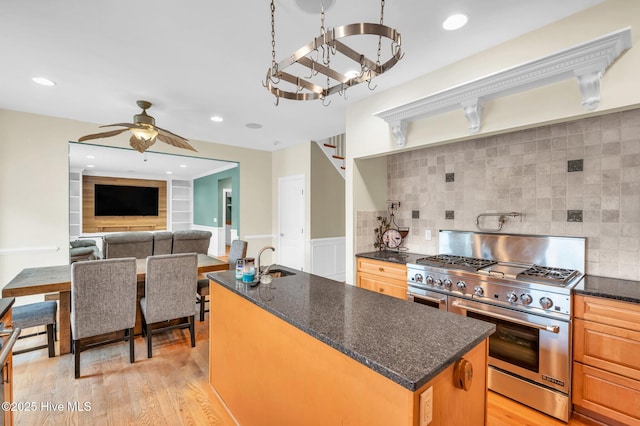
573, 362, 640, 426
357, 273, 407, 300
574, 295, 640, 332
574, 318, 640, 381
356, 258, 406, 281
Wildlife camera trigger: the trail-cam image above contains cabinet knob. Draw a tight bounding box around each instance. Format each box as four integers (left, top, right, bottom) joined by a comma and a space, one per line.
378, 267, 384, 272
379, 288, 385, 293
453, 358, 473, 391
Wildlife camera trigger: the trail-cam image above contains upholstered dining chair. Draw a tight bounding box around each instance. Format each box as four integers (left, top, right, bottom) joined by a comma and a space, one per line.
139, 253, 198, 358
197, 239, 247, 321
71, 258, 137, 378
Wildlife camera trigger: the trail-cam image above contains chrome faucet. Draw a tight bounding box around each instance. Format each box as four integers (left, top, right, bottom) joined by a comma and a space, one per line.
256, 246, 275, 276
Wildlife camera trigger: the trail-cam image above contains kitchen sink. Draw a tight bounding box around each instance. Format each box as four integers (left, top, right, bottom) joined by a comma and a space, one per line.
267, 269, 295, 278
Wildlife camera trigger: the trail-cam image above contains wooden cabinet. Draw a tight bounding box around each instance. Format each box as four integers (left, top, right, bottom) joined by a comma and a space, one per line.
356, 257, 407, 300
573, 295, 640, 425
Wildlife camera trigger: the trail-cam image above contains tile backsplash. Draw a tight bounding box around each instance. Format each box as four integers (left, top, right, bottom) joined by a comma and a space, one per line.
357, 108, 640, 281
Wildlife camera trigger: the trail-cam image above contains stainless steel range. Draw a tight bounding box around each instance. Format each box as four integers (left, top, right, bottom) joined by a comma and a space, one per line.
407, 230, 586, 422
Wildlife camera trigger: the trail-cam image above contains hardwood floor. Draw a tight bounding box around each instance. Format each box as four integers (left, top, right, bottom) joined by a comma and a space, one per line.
12, 319, 236, 425
13, 315, 596, 425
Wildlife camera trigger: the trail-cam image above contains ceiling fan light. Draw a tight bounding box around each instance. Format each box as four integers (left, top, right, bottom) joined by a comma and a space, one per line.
130, 127, 158, 141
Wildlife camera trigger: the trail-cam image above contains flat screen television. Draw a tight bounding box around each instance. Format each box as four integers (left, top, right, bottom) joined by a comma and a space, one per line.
94, 184, 159, 216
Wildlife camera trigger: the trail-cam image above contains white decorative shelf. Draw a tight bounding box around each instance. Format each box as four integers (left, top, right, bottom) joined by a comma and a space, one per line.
375, 27, 632, 147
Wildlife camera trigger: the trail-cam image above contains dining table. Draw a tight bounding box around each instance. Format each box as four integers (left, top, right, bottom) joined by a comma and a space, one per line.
2, 253, 229, 355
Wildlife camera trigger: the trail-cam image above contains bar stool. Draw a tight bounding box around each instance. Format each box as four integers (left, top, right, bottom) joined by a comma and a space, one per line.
12, 301, 57, 357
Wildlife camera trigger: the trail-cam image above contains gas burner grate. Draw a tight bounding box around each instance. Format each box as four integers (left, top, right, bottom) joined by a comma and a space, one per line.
518, 265, 579, 286
416, 255, 497, 271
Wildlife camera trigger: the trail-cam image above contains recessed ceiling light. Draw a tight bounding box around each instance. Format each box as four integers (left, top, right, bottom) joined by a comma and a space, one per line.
210, 115, 224, 123
295, 0, 335, 14
32, 77, 56, 86
166, 171, 173, 175
86, 155, 95, 159
246, 123, 262, 129
179, 164, 187, 168
442, 13, 468, 31
86, 164, 95, 168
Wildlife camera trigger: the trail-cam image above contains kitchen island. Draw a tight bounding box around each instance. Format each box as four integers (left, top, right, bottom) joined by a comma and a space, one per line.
207, 267, 495, 425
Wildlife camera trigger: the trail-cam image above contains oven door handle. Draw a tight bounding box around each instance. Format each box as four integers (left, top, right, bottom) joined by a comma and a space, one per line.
411, 293, 447, 306
451, 301, 560, 334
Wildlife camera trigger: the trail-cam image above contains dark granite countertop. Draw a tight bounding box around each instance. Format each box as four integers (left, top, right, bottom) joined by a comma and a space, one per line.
356, 250, 428, 265
207, 267, 495, 392
574, 275, 640, 304
0, 298, 15, 321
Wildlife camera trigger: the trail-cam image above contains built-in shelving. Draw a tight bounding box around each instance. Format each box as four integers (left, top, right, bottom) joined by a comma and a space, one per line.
69, 171, 82, 239
171, 180, 193, 231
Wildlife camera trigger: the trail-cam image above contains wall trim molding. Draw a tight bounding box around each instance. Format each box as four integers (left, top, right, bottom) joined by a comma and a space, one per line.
0, 246, 60, 256
375, 27, 632, 146
244, 234, 275, 241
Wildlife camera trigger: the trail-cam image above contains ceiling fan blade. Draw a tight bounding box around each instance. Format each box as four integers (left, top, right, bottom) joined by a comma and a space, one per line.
99, 123, 140, 129
78, 128, 129, 142
129, 135, 156, 153
156, 133, 197, 152
156, 125, 188, 141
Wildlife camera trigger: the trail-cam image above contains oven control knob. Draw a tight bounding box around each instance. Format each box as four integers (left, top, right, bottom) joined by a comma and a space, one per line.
443, 279, 453, 289
457, 281, 467, 291
414, 273, 423, 283
520, 294, 533, 305
426, 276, 434, 286
474, 286, 484, 297
506, 292, 518, 303
539, 297, 553, 310
434, 279, 443, 288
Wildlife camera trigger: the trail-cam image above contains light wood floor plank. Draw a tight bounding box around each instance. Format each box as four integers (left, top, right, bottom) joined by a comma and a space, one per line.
12, 313, 596, 425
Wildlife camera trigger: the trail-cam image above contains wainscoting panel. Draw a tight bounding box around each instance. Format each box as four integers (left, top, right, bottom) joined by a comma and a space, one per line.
310, 237, 346, 282
191, 224, 223, 257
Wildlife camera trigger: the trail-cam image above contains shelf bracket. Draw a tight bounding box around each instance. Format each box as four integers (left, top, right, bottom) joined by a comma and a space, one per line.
390, 120, 408, 147
461, 98, 484, 133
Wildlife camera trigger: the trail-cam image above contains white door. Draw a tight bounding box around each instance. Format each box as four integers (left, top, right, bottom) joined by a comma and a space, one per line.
278, 175, 305, 271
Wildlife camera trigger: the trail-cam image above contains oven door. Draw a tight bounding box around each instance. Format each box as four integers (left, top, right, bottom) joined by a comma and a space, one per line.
407, 285, 447, 311
449, 297, 570, 394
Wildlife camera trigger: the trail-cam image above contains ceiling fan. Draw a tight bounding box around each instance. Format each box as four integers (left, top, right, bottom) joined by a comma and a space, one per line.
78, 100, 197, 153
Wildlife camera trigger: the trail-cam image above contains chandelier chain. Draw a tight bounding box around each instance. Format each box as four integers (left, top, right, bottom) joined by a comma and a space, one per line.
270, 0, 277, 72
376, 0, 385, 67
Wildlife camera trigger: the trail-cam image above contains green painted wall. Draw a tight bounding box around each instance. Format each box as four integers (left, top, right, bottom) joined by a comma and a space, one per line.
194, 166, 240, 233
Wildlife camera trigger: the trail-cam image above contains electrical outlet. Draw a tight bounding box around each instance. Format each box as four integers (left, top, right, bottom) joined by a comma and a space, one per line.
213, 218, 217, 223
420, 386, 433, 426
424, 230, 432, 241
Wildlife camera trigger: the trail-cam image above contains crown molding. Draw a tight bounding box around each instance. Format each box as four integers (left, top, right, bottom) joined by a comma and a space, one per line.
375, 27, 632, 147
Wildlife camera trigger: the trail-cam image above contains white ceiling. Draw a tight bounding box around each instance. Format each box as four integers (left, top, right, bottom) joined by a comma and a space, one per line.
69, 143, 235, 180
1, 0, 603, 153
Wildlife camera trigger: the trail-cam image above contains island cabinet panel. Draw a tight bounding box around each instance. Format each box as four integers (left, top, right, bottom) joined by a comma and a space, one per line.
573, 295, 640, 425
209, 283, 488, 426
356, 257, 408, 300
